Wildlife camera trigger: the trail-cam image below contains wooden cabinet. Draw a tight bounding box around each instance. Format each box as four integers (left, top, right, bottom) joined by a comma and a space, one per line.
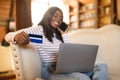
69, 0, 79, 30
68, 0, 115, 30
79, 0, 97, 29
98, 0, 114, 27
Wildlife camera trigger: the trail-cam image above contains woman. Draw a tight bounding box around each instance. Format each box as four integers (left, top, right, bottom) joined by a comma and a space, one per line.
5, 7, 107, 80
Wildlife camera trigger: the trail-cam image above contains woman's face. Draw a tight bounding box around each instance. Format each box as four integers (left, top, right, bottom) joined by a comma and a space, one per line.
51, 10, 63, 28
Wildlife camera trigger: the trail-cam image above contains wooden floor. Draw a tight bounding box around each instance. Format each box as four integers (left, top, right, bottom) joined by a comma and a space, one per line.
0, 70, 16, 80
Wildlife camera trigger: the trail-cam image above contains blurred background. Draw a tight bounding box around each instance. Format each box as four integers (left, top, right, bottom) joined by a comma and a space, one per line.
0, 0, 119, 79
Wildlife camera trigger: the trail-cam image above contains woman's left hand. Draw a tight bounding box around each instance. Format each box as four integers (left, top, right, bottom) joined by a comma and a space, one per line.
58, 25, 69, 35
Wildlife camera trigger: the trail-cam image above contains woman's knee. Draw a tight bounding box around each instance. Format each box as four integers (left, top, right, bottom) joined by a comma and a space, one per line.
94, 63, 108, 72
92, 63, 108, 80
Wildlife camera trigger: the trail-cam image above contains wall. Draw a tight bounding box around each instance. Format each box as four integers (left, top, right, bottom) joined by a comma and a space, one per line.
0, 0, 15, 72
0, 0, 16, 42
16, 0, 32, 30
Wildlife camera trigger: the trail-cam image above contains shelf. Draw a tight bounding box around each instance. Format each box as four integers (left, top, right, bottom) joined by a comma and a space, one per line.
78, 1, 97, 29
80, 26, 96, 28
79, 8, 95, 13
98, 14, 111, 18
79, 17, 95, 21
99, 23, 111, 27
98, 0, 113, 27
69, 0, 114, 29
69, 0, 79, 30
98, 3, 111, 8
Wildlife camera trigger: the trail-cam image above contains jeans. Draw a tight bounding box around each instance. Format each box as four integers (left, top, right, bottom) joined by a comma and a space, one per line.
41, 62, 53, 80
92, 63, 108, 80
41, 62, 108, 80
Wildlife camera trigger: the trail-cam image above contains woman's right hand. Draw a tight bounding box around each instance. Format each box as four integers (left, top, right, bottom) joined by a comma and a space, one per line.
14, 31, 30, 46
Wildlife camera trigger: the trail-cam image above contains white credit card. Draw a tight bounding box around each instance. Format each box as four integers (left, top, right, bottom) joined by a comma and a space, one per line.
29, 34, 43, 44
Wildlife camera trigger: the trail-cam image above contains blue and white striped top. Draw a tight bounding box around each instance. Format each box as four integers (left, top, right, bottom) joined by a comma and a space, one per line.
10, 25, 69, 62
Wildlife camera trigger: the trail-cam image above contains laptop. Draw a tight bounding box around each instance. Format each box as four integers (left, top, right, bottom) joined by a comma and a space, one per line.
55, 43, 98, 74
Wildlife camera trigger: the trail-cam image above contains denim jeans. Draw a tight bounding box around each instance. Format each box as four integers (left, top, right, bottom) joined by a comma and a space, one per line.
92, 63, 108, 80
41, 62, 54, 80
41, 62, 108, 80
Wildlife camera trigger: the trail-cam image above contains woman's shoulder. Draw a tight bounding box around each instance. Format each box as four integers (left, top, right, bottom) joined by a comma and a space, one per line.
22, 25, 43, 34
26, 25, 43, 31
33, 25, 43, 31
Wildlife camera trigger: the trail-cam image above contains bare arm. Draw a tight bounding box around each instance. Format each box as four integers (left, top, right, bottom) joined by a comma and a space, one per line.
5, 31, 30, 46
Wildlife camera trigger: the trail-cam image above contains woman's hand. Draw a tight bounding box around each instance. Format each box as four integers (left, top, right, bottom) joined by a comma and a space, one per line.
58, 25, 69, 35
14, 31, 30, 46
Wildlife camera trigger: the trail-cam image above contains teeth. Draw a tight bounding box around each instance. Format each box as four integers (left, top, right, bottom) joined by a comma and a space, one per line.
54, 22, 58, 25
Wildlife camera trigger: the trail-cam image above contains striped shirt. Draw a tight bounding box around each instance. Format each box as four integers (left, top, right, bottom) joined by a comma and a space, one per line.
9, 25, 69, 62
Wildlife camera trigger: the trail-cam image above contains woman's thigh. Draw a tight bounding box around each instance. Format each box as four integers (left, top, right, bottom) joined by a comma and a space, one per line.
51, 72, 91, 80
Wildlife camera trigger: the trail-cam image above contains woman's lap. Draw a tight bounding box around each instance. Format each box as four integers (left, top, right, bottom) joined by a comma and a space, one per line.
50, 72, 91, 80
41, 62, 108, 80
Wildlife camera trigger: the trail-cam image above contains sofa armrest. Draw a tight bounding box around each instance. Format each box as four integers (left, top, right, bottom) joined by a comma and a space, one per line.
11, 43, 42, 80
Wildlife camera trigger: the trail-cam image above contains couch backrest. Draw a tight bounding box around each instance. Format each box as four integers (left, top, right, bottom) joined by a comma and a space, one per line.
69, 24, 120, 80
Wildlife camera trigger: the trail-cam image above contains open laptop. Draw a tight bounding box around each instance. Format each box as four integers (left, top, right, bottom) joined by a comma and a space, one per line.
55, 43, 98, 74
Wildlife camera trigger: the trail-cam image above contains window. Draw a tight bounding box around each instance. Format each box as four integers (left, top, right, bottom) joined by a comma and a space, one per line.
31, 0, 69, 25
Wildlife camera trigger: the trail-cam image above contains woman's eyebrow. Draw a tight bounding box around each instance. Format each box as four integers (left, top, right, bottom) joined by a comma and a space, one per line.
54, 13, 63, 18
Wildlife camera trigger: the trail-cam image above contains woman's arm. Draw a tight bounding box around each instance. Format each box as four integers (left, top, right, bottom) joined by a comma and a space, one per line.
5, 31, 29, 46
5, 32, 16, 43
5, 26, 43, 46
62, 33, 70, 43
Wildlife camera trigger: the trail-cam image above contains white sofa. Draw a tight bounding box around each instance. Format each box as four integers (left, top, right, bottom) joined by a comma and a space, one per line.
69, 24, 120, 80
11, 24, 120, 80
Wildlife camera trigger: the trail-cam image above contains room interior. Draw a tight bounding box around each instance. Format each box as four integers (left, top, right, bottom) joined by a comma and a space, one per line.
0, 0, 120, 80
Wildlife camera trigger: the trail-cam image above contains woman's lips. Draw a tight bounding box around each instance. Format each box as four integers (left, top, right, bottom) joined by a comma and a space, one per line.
54, 21, 58, 25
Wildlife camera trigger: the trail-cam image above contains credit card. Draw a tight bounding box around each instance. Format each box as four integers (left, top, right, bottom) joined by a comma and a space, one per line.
29, 34, 43, 44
